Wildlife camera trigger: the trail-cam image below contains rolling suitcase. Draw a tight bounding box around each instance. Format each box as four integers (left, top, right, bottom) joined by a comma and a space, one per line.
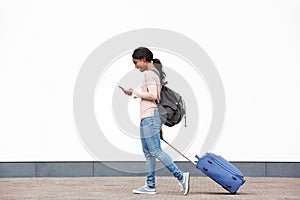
195, 153, 245, 194
162, 139, 245, 194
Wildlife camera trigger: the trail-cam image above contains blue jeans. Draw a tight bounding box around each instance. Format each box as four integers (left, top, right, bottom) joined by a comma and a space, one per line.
140, 110, 183, 188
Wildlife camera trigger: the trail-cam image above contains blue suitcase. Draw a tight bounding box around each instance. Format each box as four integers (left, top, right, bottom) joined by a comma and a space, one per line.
195, 153, 245, 194
162, 139, 245, 194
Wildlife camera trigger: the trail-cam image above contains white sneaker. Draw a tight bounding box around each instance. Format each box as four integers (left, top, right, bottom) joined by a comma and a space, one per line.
132, 185, 156, 195
180, 172, 190, 195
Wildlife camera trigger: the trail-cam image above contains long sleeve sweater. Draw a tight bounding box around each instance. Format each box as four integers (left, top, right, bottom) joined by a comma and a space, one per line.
133, 69, 161, 119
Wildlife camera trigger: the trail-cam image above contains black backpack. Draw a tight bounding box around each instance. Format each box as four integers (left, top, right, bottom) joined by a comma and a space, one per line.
150, 69, 187, 127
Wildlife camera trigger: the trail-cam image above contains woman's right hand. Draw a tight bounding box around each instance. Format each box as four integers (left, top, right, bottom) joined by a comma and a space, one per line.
123, 88, 134, 96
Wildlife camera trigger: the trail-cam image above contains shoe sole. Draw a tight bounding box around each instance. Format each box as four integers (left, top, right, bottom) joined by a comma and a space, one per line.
132, 190, 156, 195
183, 172, 190, 195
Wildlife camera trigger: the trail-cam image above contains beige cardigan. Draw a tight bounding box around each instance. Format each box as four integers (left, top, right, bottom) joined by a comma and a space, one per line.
133, 69, 161, 119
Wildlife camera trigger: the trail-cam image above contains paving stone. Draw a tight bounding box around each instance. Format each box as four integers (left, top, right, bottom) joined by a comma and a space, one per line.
0, 177, 299, 200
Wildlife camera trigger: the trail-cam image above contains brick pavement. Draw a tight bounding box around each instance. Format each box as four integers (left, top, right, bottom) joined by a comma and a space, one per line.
0, 177, 299, 200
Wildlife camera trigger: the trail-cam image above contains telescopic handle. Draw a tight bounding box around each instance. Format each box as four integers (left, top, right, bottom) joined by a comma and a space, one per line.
161, 138, 197, 166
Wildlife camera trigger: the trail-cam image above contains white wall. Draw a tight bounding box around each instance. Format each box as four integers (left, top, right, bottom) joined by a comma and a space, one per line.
0, 0, 299, 161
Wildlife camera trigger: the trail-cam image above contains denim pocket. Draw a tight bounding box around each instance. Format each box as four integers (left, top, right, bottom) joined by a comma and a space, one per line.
141, 117, 153, 128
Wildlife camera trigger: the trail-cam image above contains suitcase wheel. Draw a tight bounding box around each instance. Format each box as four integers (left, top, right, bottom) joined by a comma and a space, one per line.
203, 167, 208, 171
242, 179, 246, 185
226, 184, 231, 188
223, 186, 237, 194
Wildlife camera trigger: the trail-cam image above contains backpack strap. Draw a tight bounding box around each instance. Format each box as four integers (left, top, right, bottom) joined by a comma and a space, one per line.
148, 69, 161, 104
149, 69, 168, 86
149, 69, 160, 82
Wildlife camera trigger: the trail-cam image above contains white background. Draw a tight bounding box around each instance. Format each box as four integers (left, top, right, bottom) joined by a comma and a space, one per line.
1, 0, 299, 161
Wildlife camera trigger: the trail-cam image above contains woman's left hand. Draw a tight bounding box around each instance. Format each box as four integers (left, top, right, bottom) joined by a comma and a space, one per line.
160, 128, 164, 140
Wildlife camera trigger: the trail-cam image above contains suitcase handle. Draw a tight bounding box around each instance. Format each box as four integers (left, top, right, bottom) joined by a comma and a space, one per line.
162, 139, 197, 166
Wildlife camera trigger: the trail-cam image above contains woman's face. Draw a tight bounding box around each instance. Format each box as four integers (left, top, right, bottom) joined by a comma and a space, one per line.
132, 58, 148, 72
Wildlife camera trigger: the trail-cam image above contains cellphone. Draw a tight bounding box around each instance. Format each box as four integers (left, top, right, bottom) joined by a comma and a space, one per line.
118, 86, 125, 91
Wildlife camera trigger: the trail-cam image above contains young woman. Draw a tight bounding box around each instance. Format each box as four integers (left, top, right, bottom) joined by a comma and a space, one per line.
123, 47, 190, 195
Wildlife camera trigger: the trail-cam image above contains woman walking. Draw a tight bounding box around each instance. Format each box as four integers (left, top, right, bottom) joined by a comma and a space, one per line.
123, 47, 190, 195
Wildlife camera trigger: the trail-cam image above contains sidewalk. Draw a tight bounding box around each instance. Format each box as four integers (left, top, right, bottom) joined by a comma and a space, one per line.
0, 177, 299, 200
